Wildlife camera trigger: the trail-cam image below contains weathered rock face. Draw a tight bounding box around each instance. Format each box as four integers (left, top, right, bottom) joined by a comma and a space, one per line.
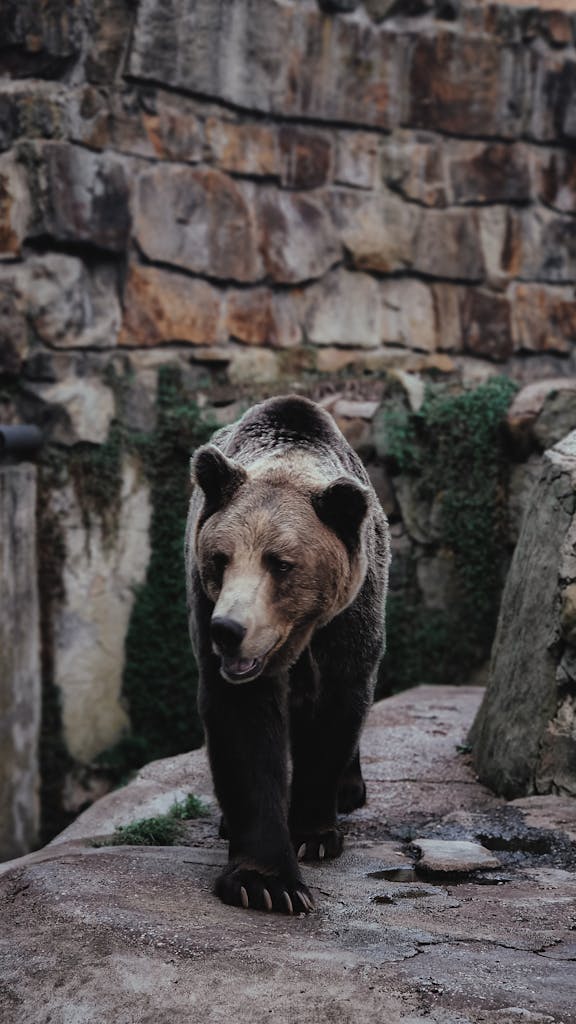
0, 465, 41, 860
47, 456, 152, 768
471, 431, 576, 798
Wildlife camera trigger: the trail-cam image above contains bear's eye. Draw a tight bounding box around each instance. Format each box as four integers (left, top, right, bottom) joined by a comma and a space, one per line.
266, 553, 294, 576
211, 552, 229, 580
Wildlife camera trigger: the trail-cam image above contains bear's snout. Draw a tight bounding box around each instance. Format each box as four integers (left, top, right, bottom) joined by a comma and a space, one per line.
211, 616, 246, 654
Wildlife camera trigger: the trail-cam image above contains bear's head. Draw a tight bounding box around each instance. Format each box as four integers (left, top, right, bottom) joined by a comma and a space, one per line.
192, 445, 371, 684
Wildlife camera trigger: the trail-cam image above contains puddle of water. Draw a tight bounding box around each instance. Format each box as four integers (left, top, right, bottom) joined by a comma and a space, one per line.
372, 888, 432, 904
367, 866, 417, 882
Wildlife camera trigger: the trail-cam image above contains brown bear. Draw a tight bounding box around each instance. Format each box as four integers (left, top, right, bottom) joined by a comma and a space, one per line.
185, 395, 390, 914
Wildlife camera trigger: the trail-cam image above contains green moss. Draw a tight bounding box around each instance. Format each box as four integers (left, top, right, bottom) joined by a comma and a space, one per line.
67, 426, 124, 543
379, 376, 518, 695
95, 792, 208, 847
98, 367, 215, 781
36, 462, 76, 844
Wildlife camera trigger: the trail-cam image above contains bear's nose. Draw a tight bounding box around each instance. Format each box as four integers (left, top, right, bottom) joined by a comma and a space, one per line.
211, 616, 247, 654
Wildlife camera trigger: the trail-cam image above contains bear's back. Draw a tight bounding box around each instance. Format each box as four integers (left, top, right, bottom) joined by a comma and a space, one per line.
210, 396, 369, 486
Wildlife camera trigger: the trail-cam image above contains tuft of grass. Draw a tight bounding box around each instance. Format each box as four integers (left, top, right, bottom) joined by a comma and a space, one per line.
95, 792, 208, 847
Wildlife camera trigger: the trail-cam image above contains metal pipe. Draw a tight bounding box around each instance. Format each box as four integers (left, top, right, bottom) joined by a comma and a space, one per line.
0, 425, 43, 457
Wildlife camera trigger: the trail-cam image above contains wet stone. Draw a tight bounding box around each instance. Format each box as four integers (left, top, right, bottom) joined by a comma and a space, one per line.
412, 838, 501, 874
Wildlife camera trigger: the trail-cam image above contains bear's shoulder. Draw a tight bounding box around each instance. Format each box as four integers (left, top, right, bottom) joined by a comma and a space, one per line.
235, 396, 336, 448
220, 395, 361, 474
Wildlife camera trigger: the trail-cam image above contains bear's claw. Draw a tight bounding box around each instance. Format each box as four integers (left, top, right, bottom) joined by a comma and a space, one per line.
215, 865, 314, 915
293, 827, 344, 862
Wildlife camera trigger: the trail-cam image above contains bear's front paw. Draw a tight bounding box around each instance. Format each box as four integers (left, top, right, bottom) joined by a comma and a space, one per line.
214, 863, 314, 915
293, 826, 344, 862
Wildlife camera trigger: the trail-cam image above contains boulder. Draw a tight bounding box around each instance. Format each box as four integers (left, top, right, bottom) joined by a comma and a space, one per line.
380, 279, 437, 352
506, 379, 576, 455
407, 31, 525, 138
414, 208, 485, 281
470, 431, 576, 798
26, 255, 120, 349
26, 376, 116, 446
225, 288, 302, 348
460, 288, 513, 362
24, 142, 130, 252
534, 388, 576, 451
305, 268, 382, 348
257, 188, 340, 284
119, 264, 224, 347
132, 165, 263, 283
332, 189, 419, 273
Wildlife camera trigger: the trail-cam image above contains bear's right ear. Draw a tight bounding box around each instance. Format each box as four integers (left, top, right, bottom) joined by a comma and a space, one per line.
191, 445, 247, 513
312, 477, 370, 554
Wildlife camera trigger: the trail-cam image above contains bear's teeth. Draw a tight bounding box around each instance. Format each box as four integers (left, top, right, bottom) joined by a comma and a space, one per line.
226, 657, 259, 677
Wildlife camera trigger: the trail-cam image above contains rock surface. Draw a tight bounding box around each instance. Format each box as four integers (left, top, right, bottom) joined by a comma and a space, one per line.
471, 430, 576, 798
2, 685, 576, 1024
412, 838, 501, 873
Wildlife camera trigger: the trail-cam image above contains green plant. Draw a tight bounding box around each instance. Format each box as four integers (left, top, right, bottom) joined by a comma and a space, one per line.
96, 792, 208, 847
67, 426, 124, 543
100, 367, 215, 779
379, 376, 518, 695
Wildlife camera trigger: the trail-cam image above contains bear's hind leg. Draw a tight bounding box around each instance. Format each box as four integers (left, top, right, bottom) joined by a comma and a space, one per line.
337, 746, 367, 814
289, 698, 366, 863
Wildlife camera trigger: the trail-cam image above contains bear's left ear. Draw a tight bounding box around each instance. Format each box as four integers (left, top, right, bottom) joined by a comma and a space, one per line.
312, 477, 370, 553
191, 444, 247, 514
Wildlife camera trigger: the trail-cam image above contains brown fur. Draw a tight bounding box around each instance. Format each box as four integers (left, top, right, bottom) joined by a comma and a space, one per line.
195, 465, 364, 682
185, 396, 390, 915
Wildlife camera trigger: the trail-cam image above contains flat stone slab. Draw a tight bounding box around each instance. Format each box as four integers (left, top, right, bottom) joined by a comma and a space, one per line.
412, 838, 501, 873
1, 685, 576, 1024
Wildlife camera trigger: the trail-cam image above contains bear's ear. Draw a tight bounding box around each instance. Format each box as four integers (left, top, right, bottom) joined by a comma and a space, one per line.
191, 445, 247, 513
312, 477, 369, 553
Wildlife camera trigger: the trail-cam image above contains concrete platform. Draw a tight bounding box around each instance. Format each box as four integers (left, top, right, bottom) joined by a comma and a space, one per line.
1, 685, 575, 1024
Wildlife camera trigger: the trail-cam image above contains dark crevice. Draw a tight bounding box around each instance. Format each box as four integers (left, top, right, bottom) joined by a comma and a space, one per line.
0, 49, 78, 81
123, 73, 395, 137
132, 240, 345, 293
24, 236, 127, 267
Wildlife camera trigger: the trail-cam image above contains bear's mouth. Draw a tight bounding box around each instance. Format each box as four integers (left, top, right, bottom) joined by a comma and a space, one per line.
220, 655, 264, 683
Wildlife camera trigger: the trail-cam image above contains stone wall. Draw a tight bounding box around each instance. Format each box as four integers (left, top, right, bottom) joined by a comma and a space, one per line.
3, 0, 576, 844
2, 0, 576, 432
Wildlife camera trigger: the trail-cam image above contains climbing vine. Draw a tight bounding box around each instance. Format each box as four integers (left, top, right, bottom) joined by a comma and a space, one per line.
97, 367, 215, 781
379, 375, 518, 694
